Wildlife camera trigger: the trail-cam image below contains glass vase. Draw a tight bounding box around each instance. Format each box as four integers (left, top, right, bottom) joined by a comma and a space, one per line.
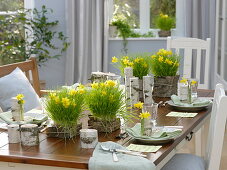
140, 118, 145, 135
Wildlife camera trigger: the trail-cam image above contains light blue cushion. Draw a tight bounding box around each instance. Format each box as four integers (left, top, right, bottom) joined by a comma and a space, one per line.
161, 154, 205, 170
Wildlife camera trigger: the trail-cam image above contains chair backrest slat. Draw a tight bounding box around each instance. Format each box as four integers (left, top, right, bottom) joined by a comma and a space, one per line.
206, 84, 227, 170
167, 37, 211, 89
0, 58, 41, 97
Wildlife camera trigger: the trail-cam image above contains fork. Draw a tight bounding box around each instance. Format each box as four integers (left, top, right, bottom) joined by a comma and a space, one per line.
100, 144, 119, 162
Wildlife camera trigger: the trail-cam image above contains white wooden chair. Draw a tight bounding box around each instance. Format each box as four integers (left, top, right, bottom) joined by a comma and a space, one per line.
161, 83, 227, 170
167, 37, 211, 89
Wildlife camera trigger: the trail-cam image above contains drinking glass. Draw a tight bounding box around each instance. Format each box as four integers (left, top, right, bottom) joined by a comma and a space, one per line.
190, 79, 198, 100
142, 103, 159, 129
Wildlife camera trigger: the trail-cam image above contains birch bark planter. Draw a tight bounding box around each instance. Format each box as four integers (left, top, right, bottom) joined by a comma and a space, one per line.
153, 75, 179, 97
7, 124, 20, 143
46, 124, 81, 138
80, 129, 98, 149
21, 124, 39, 146
88, 116, 121, 133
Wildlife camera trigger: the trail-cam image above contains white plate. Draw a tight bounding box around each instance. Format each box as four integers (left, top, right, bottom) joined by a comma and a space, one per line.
167, 99, 212, 111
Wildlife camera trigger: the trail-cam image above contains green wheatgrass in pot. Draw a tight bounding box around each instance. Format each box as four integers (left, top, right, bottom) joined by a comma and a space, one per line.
86, 80, 128, 121
45, 85, 86, 129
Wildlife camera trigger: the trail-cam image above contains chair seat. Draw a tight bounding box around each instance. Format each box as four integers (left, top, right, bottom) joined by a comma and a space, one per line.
161, 153, 205, 170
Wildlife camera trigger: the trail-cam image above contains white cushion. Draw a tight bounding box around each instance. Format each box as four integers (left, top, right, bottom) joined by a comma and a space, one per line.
0, 67, 41, 112
161, 153, 205, 170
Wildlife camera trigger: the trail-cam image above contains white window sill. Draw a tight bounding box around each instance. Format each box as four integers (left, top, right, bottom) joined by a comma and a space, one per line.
109, 37, 167, 41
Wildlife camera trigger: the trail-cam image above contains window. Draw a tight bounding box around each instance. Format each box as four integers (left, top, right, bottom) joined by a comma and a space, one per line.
110, 0, 176, 34
0, 0, 34, 65
0, 0, 24, 11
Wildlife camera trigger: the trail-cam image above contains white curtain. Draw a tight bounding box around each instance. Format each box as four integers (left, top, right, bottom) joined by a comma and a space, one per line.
65, 0, 109, 84
185, 0, 216, 89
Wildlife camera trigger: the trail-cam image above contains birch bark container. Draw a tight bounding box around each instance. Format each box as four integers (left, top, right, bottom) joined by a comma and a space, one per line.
130, 77, 139, 106
7, 124, 20, 143
143, 75, 154, 104
80, 129, 98, 149
11, 97, 21, 121
124, 67, 133, 101
21, 124, 39, 146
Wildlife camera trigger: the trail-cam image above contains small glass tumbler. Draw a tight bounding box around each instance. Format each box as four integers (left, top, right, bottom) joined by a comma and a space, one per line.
107, 75, 122, 84
142, 103, 159, 129
190, 79, 198, 100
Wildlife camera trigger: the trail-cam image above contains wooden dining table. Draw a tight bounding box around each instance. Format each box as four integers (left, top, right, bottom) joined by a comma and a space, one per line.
0, 89, 214, 170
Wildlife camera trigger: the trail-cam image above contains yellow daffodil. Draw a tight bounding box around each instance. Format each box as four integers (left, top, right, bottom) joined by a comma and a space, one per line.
122, 58, 130, 65
167, 50, 173, 55
16, 94, 24, 101
143, 63, 148, 68
20, 100, 25, 104
191, 80, 197, 85
165, 59, 173, 65
127, 62, 134, 67
151, 55, 156, 59
101, 91, 107, 96
105, 80, 116, 87
69, 89, 77, 95
139, 112, 151, 119
62, 97, 70, 108
180, 78, 188, 84
100, 82, 105, 87
49, 93, 56, 99
134, 58, 140, 63
91, 82, 99, 89
134, 102, 144, 109
73, 103, 77, 107
78, 84, 85, 89
123, 56, 129, 59
158, 56, 164, 62
163, 14, 168, 18
112, 56, 118, 63
78, 88, 85, 94
55, 96, 60, 103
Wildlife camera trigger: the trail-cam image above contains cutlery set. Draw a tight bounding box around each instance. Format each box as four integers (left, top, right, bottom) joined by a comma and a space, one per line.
100, 144, 147, 162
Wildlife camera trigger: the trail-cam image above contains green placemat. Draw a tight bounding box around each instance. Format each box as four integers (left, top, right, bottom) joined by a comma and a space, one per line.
166, 111, 198, 118
127, 144, 162, 152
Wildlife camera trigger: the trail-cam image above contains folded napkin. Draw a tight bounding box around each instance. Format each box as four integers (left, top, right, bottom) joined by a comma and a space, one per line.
126, 123, 182, 140
171, 95, 211, 107
89, 141, 155, 170
127, 144, 162, 152
0, 109, 47, 124
166, 111, 198, 118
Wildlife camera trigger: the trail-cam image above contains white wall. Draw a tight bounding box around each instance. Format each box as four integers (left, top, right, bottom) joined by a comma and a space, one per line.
34, 0, 66, 89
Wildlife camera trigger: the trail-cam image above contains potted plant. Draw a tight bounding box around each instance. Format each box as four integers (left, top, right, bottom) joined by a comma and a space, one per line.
155, 13, 175, 37
150, 49, 180, 97
112, 54, 151, 100
45, 85, 86, 138
86, 80, 127, 133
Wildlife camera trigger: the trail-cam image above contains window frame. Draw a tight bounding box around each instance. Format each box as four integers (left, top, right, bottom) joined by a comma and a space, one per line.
109, 0, 185, 37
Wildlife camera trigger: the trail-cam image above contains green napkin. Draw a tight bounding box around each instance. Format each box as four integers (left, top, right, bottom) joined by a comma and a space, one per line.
127, 144, 162, 152
171, 95, 211, 107
89, 141, 155, 170
126, 123, 182, 140
166, 111, 198, 118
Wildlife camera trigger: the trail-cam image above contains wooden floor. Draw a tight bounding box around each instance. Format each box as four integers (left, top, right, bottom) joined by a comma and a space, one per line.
178, 120, 227, 170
